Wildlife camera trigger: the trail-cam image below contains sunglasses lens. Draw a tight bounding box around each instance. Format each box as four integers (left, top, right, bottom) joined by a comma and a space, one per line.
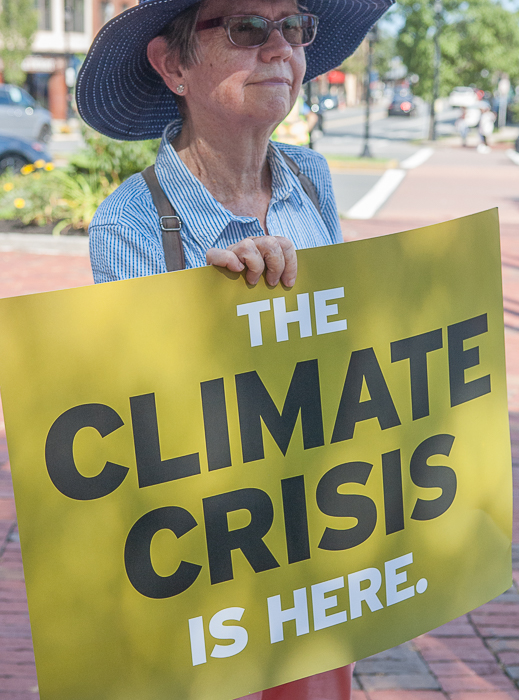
228, 17, 269, 47
282, 15, 316, 46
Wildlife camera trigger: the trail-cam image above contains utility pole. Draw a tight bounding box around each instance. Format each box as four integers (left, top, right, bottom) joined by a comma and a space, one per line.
360, 26, 377, 158
428, 0, 442, 141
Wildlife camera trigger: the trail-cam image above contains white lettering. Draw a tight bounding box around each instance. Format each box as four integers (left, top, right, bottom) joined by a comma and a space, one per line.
236, 299, 271, 347
348, 567, 384, 619
311, 576, 347, 631
237, 288, 348, 347
267, 587, 309, 643
273, 294, 312, 342
209, 607, 248, 659
385, 553, 415, 606
188, 616, 207, 666
314, 288, 347, 335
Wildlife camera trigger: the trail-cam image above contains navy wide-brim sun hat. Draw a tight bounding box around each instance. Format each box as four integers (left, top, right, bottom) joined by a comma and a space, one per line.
76, 0, 393, 141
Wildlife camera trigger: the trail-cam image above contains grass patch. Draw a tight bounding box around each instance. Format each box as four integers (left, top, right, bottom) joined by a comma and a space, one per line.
323, 154, 398, 170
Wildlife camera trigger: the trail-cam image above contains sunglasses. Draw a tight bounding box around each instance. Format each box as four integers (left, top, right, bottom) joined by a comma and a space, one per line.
195, 13, 319, 48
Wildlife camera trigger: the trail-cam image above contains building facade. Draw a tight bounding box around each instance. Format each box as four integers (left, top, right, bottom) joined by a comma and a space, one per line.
7, 0, 138, 120
94, 1, 136, 36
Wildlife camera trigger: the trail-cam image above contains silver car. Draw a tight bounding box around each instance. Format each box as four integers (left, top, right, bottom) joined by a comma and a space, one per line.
0, 85, 52, 143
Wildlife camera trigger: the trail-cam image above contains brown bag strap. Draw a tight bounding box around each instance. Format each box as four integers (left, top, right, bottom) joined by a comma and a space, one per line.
142, 165, 186, 272
279, 151, 323, 218
142, 152, 322, 272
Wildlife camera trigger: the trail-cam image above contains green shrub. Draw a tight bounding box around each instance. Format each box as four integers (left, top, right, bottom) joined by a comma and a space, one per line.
0, 126, 160, 233
508, 101, 519, 124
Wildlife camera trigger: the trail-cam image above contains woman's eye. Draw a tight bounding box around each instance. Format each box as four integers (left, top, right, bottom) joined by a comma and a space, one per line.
236, 22, 257, 32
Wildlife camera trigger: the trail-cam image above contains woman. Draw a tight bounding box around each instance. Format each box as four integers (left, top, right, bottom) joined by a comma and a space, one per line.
77, 0, 392, 697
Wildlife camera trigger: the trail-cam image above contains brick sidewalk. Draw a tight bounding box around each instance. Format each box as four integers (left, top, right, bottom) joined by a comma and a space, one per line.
342, 146, 519, 700
0, 146, 518, 699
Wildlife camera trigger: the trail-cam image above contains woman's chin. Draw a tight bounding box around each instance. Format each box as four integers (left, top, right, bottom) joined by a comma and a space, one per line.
241, 99, 292, 125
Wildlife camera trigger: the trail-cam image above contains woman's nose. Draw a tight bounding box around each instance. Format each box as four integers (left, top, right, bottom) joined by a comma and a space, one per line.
260, 28, 293, 60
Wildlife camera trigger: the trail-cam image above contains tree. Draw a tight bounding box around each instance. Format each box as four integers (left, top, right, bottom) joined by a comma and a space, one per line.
0, 0, 38, 86
394, 0, 519, 99
341, 31, 396, 82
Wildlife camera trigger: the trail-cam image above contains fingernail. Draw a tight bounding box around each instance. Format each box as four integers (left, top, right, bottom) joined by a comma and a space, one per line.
285, 278, 296, 288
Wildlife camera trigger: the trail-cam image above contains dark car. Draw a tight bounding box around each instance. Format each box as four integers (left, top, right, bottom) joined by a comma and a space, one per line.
388, 89, 416, 117
0, 134, 53, 174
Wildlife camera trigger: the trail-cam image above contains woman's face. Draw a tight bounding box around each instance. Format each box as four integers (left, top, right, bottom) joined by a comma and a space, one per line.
181, 0, 306, 131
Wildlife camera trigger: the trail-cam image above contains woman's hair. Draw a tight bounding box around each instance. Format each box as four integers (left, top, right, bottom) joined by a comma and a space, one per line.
158, 2, 203, 69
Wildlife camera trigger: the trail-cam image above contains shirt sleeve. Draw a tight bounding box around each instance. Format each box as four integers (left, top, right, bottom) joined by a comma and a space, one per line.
88, 175, 167, 284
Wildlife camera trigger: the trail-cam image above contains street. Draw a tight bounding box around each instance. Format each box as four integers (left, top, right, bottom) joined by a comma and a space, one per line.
307, 100, 463, 216
316, 99, 460, 161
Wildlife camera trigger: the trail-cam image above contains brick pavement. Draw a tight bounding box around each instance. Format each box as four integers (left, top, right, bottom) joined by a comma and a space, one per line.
342, 146, 519, 700
0, 146, 518, 699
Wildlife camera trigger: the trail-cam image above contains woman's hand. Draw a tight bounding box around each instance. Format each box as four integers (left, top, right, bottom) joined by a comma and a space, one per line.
206, 236, 297, 287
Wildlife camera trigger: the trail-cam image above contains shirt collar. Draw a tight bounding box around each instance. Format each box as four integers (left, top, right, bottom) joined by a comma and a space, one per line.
154, 121, 302, 247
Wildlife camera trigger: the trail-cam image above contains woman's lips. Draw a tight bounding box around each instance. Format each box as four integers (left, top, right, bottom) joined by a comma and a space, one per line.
251, 78, 292, 86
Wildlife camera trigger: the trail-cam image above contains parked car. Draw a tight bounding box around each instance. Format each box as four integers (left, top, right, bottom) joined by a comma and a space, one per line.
387, 89, 416, 116
449, 87, 478, 108
0, 134, 52, 174
0, 85, 52, 143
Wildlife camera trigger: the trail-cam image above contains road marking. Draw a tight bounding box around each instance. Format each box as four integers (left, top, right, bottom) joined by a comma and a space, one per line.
506, 149, 519, 166
400, 147, 434, 169
346, 169, 406, 220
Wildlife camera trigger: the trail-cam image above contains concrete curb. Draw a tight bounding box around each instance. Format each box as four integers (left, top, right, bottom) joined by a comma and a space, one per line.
0, 233, 89, 257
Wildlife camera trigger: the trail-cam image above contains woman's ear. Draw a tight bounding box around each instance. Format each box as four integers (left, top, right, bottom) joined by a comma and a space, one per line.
147, 37, 186, 95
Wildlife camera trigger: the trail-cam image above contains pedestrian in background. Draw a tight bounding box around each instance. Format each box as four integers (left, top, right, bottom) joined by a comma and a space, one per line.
456, 107, 469, 147
477, 103, 496, 153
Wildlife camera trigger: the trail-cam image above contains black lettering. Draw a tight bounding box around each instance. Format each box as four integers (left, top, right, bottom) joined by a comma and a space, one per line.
201, 378, 232, 471
130, 393, 200, 488
124, 506, 201, 599
281, 475, 311, 564
316, 462, 377, 551
411, 434, 456, 520
45, 404, 128, 500
203, 488, 279, 584
236, 359, 324, 463
382, 450, 405, 534
331, 348, 401, 443
391, 329, 443, 420
448, 315, 491, 407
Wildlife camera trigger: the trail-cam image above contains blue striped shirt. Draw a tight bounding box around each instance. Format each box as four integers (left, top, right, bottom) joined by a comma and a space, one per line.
89, 121, 342, 283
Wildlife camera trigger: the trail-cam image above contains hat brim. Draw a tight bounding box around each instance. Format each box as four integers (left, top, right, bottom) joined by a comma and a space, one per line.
76, 0, 393, 141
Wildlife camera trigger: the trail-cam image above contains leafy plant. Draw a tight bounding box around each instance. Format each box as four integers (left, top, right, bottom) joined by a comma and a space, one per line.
0, 127, 160, 233
70, 127, 160, 185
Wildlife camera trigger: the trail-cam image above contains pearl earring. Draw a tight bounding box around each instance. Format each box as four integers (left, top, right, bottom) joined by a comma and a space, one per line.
177, 84, 185, 94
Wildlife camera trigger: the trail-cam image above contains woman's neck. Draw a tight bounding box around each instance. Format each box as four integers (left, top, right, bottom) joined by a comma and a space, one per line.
172, 116, 274, 226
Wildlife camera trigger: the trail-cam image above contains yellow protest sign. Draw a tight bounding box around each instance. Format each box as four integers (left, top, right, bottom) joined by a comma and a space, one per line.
0, 210, 511, 700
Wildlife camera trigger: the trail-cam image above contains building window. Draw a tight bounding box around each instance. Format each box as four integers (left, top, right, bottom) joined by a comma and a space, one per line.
100, 1, 114, 25
64, 0, 85, 33
36, 0, 52, 30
